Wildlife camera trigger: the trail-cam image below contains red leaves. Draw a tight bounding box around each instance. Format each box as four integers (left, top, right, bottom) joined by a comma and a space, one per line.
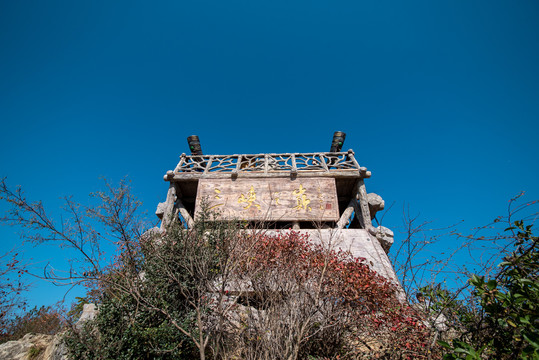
239, 231, 400, 307
229, 231, 433, 358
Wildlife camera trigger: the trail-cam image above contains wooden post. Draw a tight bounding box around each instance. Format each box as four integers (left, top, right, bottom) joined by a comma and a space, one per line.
176, 197, 195, 229
175, 153, 186, 173
336, 179, 363, 229
264, 154, 269, 175
160, 183, 177, 231
336, 199, 356, 229
347, 149, 360, 170
231, 155, 242, 179
356, 179, 372, 230
203, 156, 214, 174
160, 183, 195, 230
320, 153, 329, 171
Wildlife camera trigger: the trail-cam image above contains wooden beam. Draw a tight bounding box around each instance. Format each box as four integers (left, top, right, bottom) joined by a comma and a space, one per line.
347, 149, 360, 168
356, 179, 372, 230
203, 156, 214, 174
336, 179, 362, 229
291, 154, 298, 175
160, 183, 177, 231
176, 197, 194, 229
231, 155, 242, 179
170, 171, 361, 181
336, 199, 356, 229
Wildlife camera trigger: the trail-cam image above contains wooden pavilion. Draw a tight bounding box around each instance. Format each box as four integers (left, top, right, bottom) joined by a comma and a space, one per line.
156, 134, 399, 283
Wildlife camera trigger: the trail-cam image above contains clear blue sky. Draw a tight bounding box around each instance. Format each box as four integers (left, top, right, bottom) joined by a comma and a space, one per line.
1, 0, 538, 308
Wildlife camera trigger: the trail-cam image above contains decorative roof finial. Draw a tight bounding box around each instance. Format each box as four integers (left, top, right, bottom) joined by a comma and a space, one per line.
330, 131, 346, 152
187, 135, 203, 155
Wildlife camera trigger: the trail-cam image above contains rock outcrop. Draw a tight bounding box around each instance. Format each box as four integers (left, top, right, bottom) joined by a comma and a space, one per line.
368, 225, 394, 253
367, 192, 385, 220
0, 333, 67, 360
75, 303, 97, 329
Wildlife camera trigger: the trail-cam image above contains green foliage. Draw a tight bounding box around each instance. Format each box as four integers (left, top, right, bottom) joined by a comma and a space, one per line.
63, 234, 205, 359
64, 294, 196, 360
28, 345, 44, 359
67, 297, 89, 321
64, 211, 242, 360
418, 284, 476, 331
439, 340, 485, 360
6, 178, 536, 359
64, 215, 431, 360
440, 221, 539, 359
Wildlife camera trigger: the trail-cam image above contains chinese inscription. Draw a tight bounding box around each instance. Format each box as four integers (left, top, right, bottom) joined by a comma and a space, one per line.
292, 184, 312, 211
195, 178, 339, 221
237, 185, 261, 210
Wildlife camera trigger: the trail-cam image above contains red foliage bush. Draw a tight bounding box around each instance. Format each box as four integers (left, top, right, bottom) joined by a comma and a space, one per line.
232, 231, 432, 359
0, 305, 65, 344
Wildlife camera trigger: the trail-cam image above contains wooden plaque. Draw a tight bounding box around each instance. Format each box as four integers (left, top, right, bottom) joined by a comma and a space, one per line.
195, 178, 339, 221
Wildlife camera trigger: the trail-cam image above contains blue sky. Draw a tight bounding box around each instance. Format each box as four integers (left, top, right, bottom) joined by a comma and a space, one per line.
1, 0, 538, 308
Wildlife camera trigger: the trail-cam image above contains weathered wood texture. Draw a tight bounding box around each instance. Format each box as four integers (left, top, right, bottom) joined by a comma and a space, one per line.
336, 180, 360, 229
165, 150, 371, 181
337, 199, 357, 229
195, 178, 339, 221
356, 179, 372, 229
176, 197, 194, 228
160, 184, 177, 231
169, 171, 362, 180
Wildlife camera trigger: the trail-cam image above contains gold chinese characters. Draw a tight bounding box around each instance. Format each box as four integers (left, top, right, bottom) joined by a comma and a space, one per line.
237, 186, 261, 210
293, 184, 312, 211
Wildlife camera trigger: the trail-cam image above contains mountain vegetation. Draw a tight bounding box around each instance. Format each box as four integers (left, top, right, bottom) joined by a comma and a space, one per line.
0, 179, 537, 359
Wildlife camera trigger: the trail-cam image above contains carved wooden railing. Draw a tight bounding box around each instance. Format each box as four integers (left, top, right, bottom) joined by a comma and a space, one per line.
164, 149, 371, 180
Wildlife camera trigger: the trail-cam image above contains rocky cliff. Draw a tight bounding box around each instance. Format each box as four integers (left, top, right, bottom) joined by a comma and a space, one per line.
0, 333, 67, 360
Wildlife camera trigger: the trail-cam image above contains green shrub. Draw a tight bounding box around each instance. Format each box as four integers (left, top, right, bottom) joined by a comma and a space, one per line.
440, 221, 539, 359
28, 345, 44, 359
